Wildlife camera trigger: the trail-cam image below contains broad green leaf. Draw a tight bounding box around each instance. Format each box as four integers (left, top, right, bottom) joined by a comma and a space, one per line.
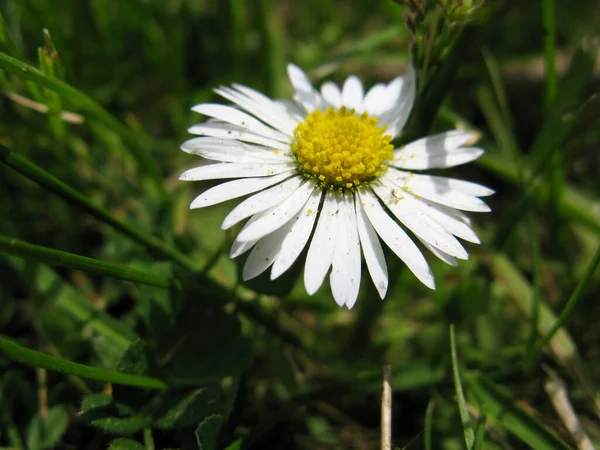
196, 414, 227, 450
116, 339, 149, 376
108, 438, 146, 450
26, 405, 69, 450
467, 375, 570, 449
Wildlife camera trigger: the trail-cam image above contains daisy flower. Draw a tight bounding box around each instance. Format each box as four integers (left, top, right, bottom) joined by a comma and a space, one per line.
180, 63, 492, 308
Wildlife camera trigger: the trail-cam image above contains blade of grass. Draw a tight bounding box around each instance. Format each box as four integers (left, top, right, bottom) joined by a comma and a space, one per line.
424, 399, 435, 450
530, 244, 600, 361
490, 254, 577, 364
467, 375, 570, 450
0, 51, 164, 196
450, 324, 475, 450
0, 144, 198, 272
0, 335, 167, 390
256, 0, 285, 98
0, 234, 178, 289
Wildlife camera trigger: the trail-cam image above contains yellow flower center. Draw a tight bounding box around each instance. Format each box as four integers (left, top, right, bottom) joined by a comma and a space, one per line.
291, 107, 394, 189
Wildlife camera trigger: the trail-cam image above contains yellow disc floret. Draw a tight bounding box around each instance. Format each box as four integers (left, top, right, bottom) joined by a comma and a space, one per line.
291, 106, 394, 189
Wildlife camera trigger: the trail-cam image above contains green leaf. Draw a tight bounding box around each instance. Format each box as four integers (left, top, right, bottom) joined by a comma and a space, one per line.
0, 335, 167, 390
108, 438, 146, 450
26, 405, 69, 450
152, 387, 222, 429
116, 339, 149, 376
196, 414, 227, 450
93, 414, 151, 435
467, 375, 570, 449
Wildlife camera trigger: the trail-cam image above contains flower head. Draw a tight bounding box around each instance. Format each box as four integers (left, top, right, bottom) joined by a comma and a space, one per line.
180, 63, 492, 308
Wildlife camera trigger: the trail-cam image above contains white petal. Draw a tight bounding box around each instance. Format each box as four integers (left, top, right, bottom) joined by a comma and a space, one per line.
304, 190, 340, 295
221, 175, 304, 229
235, 181, 316, 242
188, 122, 291, 152
271, 189, 322, 280
242, 223, 292, 280
230, 236, 258, 258
371, 182, 468, 260
361, 83, 386, 115
190, 171, 294, 209
383, 169, 491, 212
379, 64, 416, 138
181, 137, 291, 163
275, 99, 306, 122
179, 161, 295, 182
396, 130, 480, 154
358, 188, 435, 289
330, 191, 362, 309
287, 63, 323, 112
192, 104, 290, 143
419, 238, 458, 266
320, 81, 343, 109
403, 195, 481, 244
341, 76, 364, 112
215, 86, 297, 136
355, 194, 388, 299
391, 147, 484, 170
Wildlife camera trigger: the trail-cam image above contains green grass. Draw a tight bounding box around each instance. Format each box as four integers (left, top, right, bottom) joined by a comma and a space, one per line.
1, 1, 600, 449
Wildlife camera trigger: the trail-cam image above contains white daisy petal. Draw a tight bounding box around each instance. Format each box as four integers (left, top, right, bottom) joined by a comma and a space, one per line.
287, 63, 323, 112
379, 64, 416, 138
230, 236, 258, 258
215, 86, 298, 136
179, 161, 295, 182
235, 181, 316, 242
242, 222, 292, 280
403, 195, 481, 244
341, 76, 364, 112
358, 188, 435, 289
355, 193, 388, 299
190, 171, 294, 209
181, 137, 291, 163
304, 190, 340, 295
392, 147, 484, 170
361, 83, 386, 115
320, 81, 343, 109
221, 175, 304, 229
371, 182, 468, 260
418, 238, 458, 266
383, 169, 491, 212
330, 191, 362, 309
271, 189, 322, 280
188, 122, 291, 152
275, 99, 306, 122
192, 104, 290, 143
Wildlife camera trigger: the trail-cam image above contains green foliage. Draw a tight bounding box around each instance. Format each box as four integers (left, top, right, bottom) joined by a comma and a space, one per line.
1, 0, 600, 449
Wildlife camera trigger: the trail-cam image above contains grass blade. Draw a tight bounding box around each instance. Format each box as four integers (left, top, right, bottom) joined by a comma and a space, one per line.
0, 335, 167, 390
450, 324, 475, 449
0, 144, 198, 272
467, 375, 570, 449
0, 51, 164, 195
531, 244, 600, 360
0, 234, 177, 289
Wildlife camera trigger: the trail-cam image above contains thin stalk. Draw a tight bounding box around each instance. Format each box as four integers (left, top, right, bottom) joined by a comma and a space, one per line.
0, 335, 168, 390
0, 234, 178, 289
0, 144, 198, 272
